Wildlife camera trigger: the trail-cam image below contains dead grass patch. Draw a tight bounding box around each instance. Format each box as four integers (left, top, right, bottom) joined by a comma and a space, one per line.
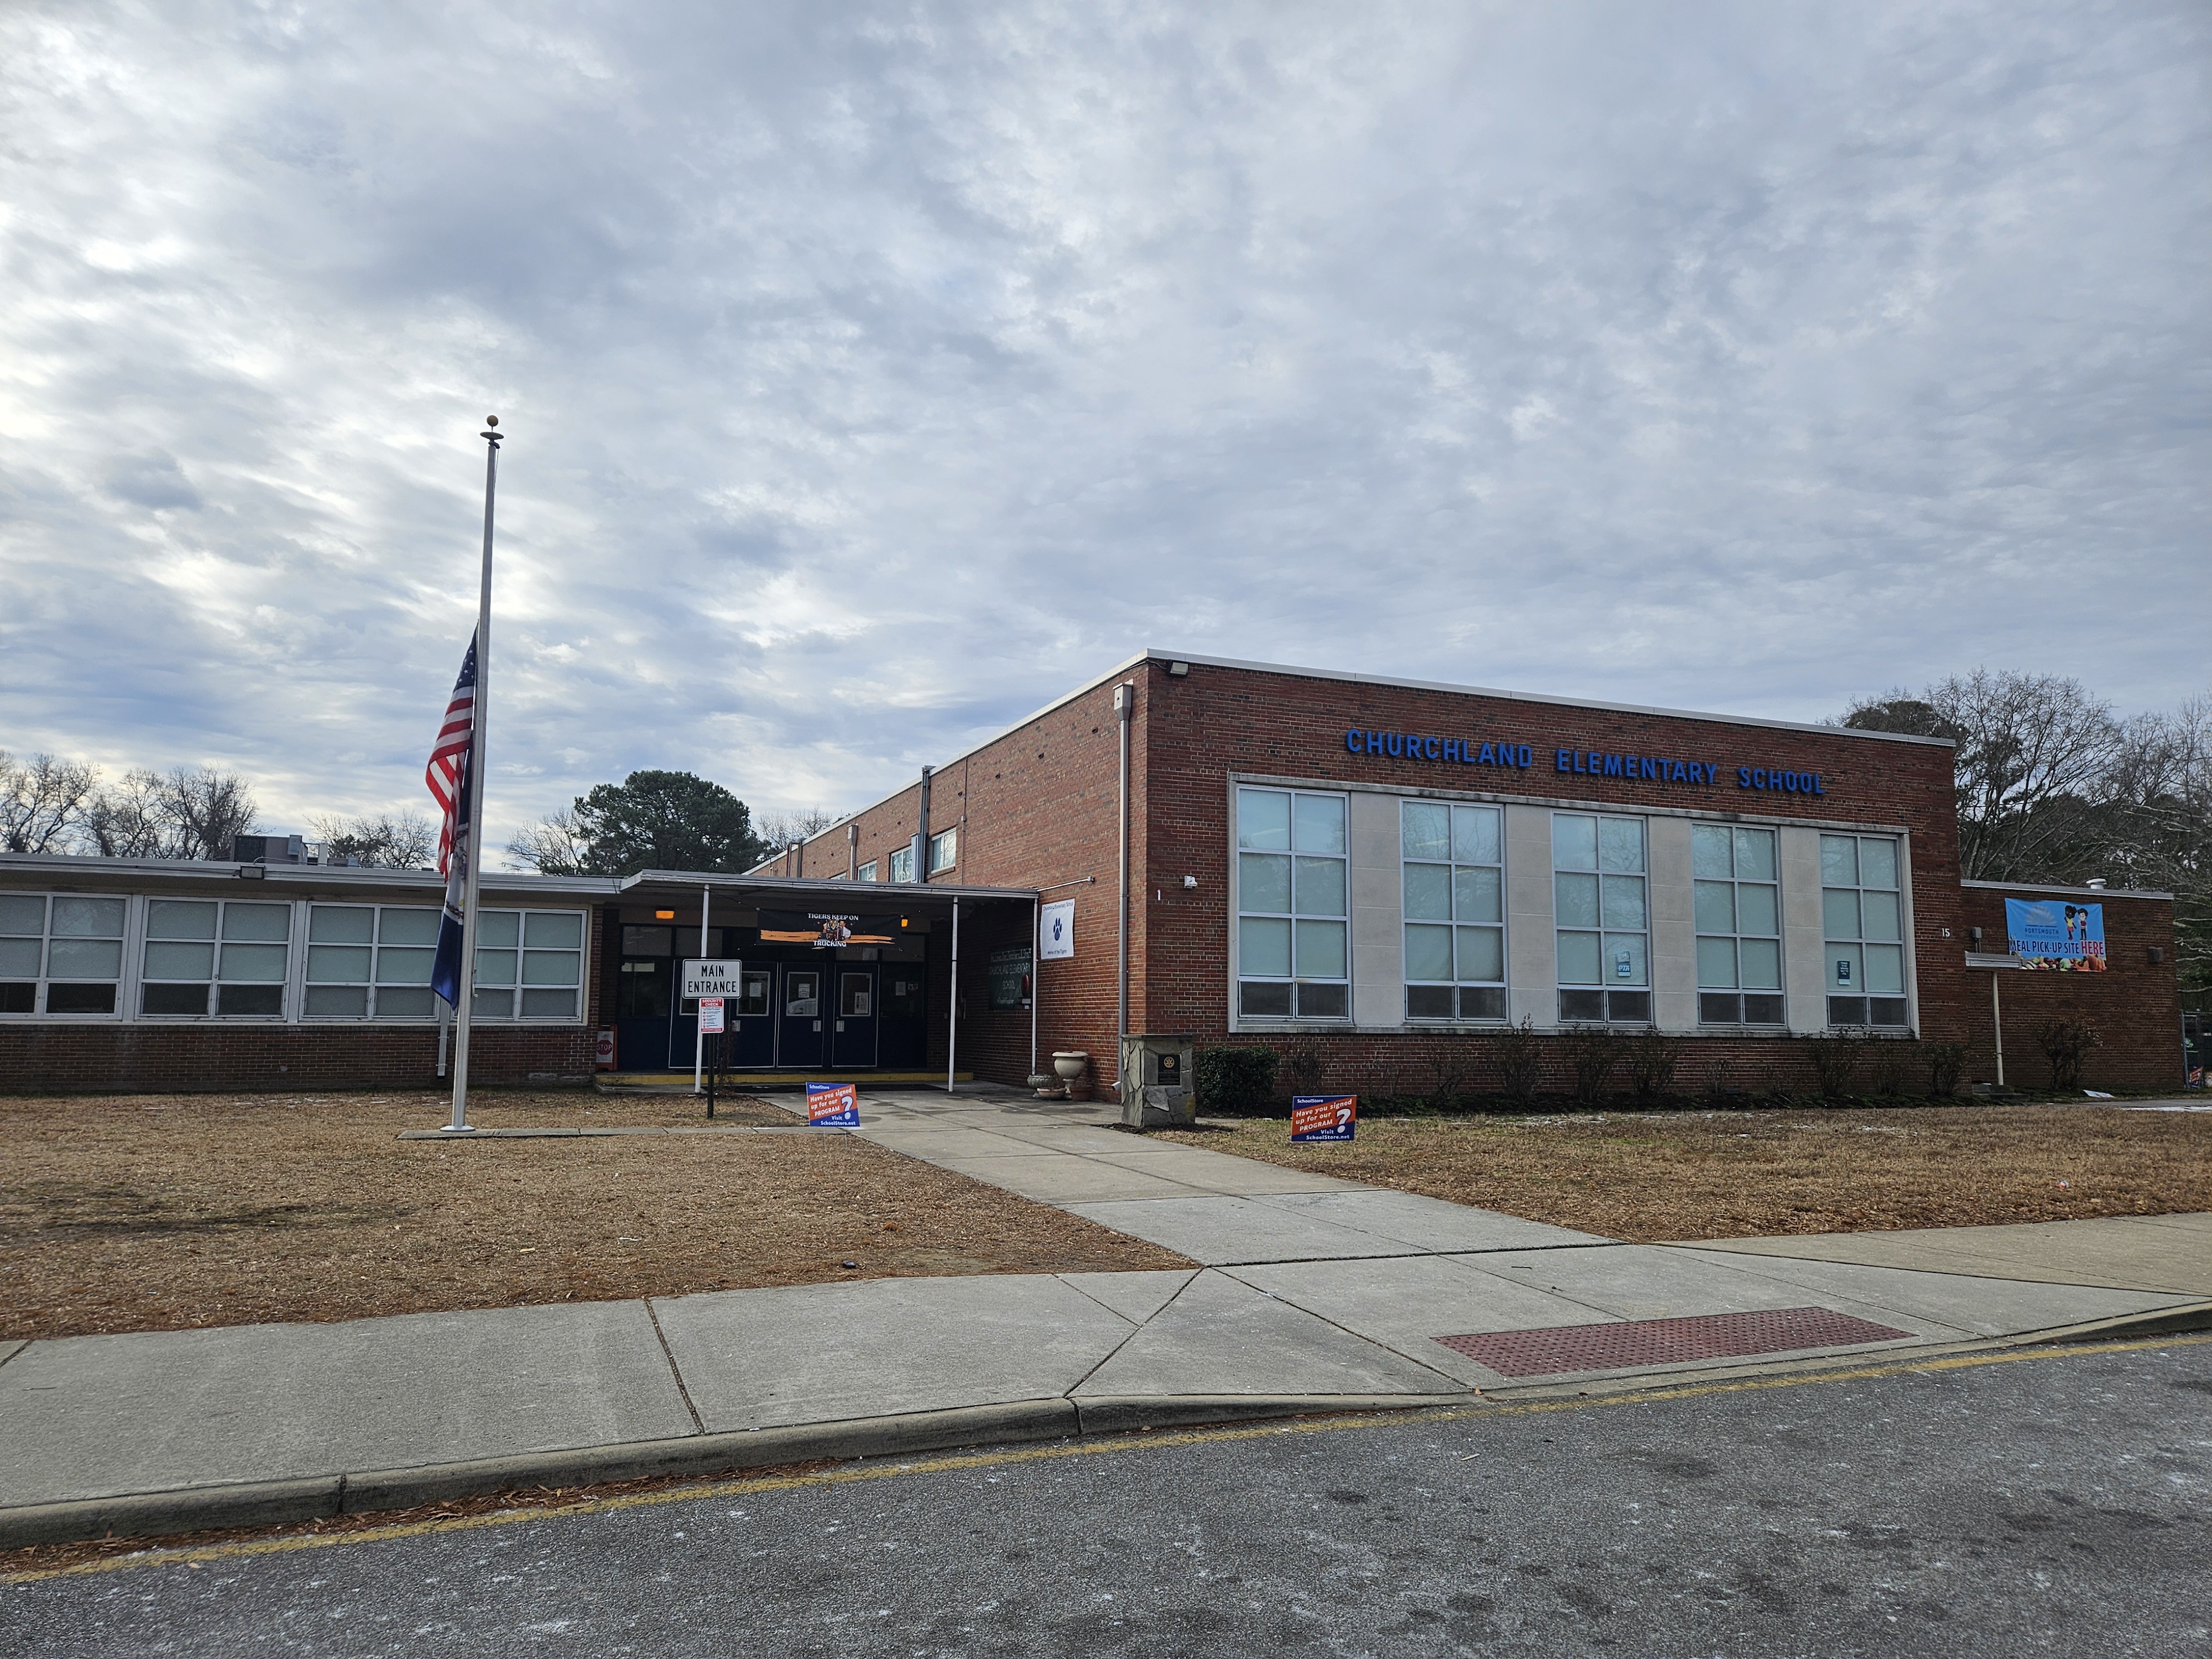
1157, 1105, 2212, 1241
0, 1092, 1188, 1340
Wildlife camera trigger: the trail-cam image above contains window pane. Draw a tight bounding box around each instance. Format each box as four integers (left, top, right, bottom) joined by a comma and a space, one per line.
1598, 818, 1644, 873
1454, 865, 1501, 924
48, 938, 122, 978
1860, 890, 1901, 943
376, 947, 435, 985
1828, 944, 1863, 991
47, 984, 117, 1014
1451, 805, 1501, 865
1700, 992, 1741, 1024
148, 900, 217, 941
739, 972, 771, 1016
1293, 795, 1345, 855
1820, 834, 1859, 886
1829, 995, 1867, 1027
1240, 980, 1292, 1017
0, 938, 39, 977
311, 906, 374, 944
477, 911, 520, 947
1238, 789, 1290, 851
144, 940, 213, 980
1404, 924, 1453, 982
377, 987, 436, 1019
1407, 984, 1454, 1019
1863, 943, 1904, 994
1403, 863, 1451, 922
1552, 814, 1597, 871
1823, 889, 1861, 941
1554, 872, 1599, 928
1692, 824, 1733, 879
1457, 926, 1503, 982
222, 902, 290, 942
307, 945, 372, 983
1239, 917, 1291, 978
218, 984, 283, 1016
1869, 997, 1910, 1029
1742, 993, 1785, 1025
1734, 828, 1776, 881
143, 983, 208, 1016
1460, 987, 1506, 1020
305, 985, 368, 1017
52, 898, 126, 937
1604, 933, 1648, 985
524, 911, 583, 948
1556, 930, 1601, 984
1737, 883, 1780, 937
521, 988, 578, 1019
1859, 838, 1898, 889
1739, 938, 1782, 991
220, 942, 288, 982
1600, 874, 1646, 931
475, 949, 518, 987
472, 988, 512, 1019
0, 896, 44, 935
523, 950, 580, 987
1402, 801, 1449, 860
1296, 983, 1348, 1018
1293, 857, 1345, 917
1606, 990, 1651, 1023
1693, 880, 1736, 935
379, 907, 440, 945
1295, 919, 1347, 980
1696, 936, 1738, 989
1239, 852, 1291, 914
622, 925, 673, 957
1558, 988, 1605, 1021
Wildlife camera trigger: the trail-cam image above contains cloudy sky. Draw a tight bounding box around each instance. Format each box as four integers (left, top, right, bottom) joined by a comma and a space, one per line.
3, 1, 2205, 851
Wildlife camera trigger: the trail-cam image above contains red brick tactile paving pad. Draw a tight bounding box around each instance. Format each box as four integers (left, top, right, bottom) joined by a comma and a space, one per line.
1436, 1306, 1913, 1378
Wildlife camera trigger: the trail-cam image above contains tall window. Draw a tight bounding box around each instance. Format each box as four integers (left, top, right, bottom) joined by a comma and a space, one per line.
0, 894, 125, 1016
301, 904, 450, 1019
1823, 835, 1907, 1029
142, 899, 290, 1017
927, 827, 958, 874
1694, 825, 1784, 1026
473, 909, 585, 1020
1402, 801, 1505, 1021
1237, 787, 1348, 1019
1554, 813, 1648, 1024
888, 846, 914, 883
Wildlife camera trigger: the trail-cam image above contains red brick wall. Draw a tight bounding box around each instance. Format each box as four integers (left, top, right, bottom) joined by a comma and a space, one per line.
0, 1023, 597, 1094
1960, 886, 2183, 1092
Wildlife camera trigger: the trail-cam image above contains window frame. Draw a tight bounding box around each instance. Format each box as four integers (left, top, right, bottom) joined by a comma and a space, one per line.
1400, 798, 1507, 1023
1233, 785, 1351, 1024
1552, 811, 1651, 1026
888, 846, 914, 883
1820, 834, 1911, 1031
854, 859, 878, 883
0, 892, 129, 1019
139, 896, 295, 1021
926, 827, 957, 875
1691, 822, 1786, 1028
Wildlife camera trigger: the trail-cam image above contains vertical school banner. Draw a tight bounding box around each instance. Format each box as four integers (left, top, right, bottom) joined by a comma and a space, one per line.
2005, 899, 2106, 972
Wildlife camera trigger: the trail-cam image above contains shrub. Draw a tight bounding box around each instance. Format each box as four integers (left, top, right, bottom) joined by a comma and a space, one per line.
1489, 1016, 1542, 1104
1281, 1037, 1325, 1100
1426, 1040, 1476, 1113
2037, 1019, 2102, 1092
1922, 1041, 1967, 1099
1194, 1046, 1280, 1115
1562, 1024, 1623, 1106
1868, 1038, 1912, 1098
1625, 1027, 1684, 1099
1803, 1031, 1864, 1099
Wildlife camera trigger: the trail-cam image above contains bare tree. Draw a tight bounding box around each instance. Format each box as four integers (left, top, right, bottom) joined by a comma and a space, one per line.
506, 807, 591, 875
82, 768, 179, 858
0, 750, 98, 852
311, 811, 436, 869
155, 766, 259, 861
753, 806, 841, 850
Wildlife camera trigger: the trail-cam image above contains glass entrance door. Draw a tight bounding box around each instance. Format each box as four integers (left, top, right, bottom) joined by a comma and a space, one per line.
832, 967, 878, 1066
778, 966, 824, 1070
729, 967, 774, 1068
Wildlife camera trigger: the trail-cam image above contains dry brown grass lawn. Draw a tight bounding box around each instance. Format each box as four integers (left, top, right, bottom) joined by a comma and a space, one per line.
1158, 1105, 2212, 1241
0, 1091, 1189, 1340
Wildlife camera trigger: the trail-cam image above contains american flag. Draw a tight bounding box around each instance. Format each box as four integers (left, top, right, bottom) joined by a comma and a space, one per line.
426, 633, 478, 1006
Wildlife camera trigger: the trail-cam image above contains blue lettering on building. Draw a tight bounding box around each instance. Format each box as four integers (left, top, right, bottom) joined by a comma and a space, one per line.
1345, 724, 1827, 795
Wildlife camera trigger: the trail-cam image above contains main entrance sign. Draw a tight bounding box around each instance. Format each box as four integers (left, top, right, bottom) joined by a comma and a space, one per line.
681, 958, 743, 998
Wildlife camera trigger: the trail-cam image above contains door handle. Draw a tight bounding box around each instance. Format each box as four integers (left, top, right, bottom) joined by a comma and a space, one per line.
812, 1020, 822, 1032
836, 1020, 846, 1031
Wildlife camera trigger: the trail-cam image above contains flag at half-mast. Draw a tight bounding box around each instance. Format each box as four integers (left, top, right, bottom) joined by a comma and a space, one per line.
426, 633, 478, 1007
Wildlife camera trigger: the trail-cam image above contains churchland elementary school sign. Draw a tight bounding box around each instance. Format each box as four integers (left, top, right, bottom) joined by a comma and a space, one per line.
1343, 727, 1833, 797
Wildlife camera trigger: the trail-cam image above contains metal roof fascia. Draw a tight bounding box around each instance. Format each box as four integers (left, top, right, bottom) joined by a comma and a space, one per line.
618, 870, 1037, 901
1960, 879, 2176, 902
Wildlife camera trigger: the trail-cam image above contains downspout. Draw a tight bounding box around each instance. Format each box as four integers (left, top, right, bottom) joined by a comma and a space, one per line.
915, 765, 933, 884
946, 896, 959, 1094
1114, 682, 1134, 1050
848, 822, 858, 877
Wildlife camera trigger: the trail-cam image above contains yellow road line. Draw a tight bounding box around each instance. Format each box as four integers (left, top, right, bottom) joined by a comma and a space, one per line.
11, 1329, 2208, 1587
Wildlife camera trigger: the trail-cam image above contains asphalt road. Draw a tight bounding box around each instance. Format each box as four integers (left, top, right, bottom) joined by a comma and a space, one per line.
8, 1339, 2210, 1658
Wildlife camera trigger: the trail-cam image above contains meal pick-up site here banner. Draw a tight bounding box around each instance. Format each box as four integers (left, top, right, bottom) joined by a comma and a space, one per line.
806, 1082, 860, 1125
1290, 1094, 1358, 1142
2005, 898, 2107, 972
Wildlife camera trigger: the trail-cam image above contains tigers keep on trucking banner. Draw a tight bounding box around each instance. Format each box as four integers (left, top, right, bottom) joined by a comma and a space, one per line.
1290, 1094, 1358, 1142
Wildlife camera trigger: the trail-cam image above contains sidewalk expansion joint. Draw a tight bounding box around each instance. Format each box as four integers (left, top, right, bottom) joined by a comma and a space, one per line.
644, 1300, 705, 1435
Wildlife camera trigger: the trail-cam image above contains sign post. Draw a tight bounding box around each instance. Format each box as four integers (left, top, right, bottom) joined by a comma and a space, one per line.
682, 959, 742, 1117
698, 996, 725, 1118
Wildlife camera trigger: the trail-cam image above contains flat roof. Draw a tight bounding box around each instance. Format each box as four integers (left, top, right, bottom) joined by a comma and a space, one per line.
1962, 878, 2174, 902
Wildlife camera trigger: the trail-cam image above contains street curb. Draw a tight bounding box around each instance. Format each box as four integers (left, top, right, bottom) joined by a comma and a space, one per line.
0, 1394, 1441, 1550
2042, 1299, 2212, 1343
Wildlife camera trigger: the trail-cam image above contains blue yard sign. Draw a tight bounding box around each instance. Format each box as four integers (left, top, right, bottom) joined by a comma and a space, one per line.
1290, 1094, 1358, 1142
806, 1082, 861, 1125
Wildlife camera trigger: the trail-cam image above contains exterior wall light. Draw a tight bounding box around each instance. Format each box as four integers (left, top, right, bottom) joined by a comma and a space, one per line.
1167, 661, 1190, 677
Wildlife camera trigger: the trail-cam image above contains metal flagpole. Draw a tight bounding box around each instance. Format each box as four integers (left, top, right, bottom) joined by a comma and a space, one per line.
695, 883, 711, 1093
946, 897, 959, 1094
445, 416, 502, 1134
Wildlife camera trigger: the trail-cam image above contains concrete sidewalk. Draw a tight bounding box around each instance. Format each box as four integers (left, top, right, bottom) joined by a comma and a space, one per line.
3, 1087, 2206, 1547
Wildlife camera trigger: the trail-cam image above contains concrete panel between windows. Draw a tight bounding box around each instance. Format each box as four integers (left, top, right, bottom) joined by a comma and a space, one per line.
1779, 825, 1827, 1034
1504, 804, 1555, 1027
1647, 815, 1696, 1034
1347, 789, 1403, 1027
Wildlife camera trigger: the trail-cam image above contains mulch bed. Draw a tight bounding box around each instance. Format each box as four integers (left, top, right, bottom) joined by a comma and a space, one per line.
1156, 1105, 2212, 1240
0, 1091, 1190, 1340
